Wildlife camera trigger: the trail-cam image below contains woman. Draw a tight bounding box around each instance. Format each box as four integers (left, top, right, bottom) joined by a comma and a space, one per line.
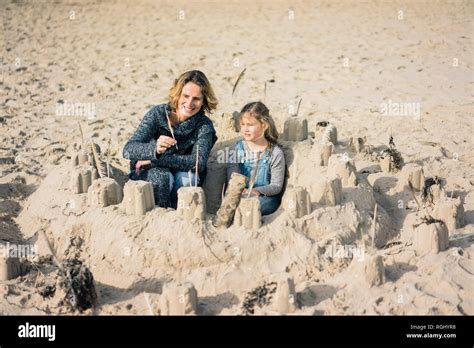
123, 70, 218, 208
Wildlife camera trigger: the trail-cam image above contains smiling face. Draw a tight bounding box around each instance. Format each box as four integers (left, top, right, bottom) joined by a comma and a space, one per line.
239, 114, 266, 142
176, 82, 203, 119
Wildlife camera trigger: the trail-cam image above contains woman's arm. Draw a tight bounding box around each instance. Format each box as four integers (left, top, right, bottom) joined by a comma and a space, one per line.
254, 146, 286, 196
123, 106, 161, 162
151, 122, 216, 173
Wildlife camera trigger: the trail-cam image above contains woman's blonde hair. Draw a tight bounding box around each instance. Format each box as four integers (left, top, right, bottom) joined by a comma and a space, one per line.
239, 101, 279, 145
168, 70, 218, 115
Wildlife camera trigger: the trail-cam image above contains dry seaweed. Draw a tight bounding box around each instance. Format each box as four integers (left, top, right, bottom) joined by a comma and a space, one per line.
380, 134, 404, 170
39, 284, 56, 299
242, 281, 277, 315
421, 176, 442, 204
381, 147, 404, 170
414, 215, 445, 227
60, 258, 97, 311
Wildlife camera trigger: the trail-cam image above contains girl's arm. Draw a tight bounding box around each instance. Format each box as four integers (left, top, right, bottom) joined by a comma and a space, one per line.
123, 106, 162, 161
254, 146, 286, 196
151, 122, 217, 173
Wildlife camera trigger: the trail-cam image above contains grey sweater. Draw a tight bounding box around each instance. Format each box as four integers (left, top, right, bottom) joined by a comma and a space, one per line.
226, 141, 286, 197
123, 104, 217, 175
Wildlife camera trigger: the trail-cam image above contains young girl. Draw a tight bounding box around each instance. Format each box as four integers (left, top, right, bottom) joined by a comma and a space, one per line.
226, 101, 286, 216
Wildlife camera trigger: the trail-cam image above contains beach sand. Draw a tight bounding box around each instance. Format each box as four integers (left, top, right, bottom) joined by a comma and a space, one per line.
1, 0, 473, 315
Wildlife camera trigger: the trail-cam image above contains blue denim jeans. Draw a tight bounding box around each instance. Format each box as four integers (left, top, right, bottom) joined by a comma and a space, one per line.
169, 171, 199, 208
129, 169, 198, 209
259, 194, 281, 216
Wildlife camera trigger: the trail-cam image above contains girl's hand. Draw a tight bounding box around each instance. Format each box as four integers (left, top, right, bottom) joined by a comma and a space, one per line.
242, 188, 260, 197
156, 135, 177, 155
135, 160, 151, 176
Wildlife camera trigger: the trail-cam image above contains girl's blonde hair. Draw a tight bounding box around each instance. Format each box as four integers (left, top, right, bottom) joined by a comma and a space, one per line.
168, 70, 218, 114
239, 101, 279, 145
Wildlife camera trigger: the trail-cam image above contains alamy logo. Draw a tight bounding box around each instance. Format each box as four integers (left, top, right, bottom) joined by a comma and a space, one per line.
216, 147, 261, 164
324, 243, 365, 261
0, 242, 37, 258
380, 99, 420, 120
56, 101, 96, 119
18, 322, 56, 341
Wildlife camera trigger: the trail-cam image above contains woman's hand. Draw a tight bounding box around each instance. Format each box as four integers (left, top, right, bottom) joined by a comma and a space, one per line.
242, 188, 261, 197
135, 160, 151, 176
156, 135, 177, 155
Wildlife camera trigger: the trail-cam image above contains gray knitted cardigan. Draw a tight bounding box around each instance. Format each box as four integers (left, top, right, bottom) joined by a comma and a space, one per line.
123, 104, 217, 204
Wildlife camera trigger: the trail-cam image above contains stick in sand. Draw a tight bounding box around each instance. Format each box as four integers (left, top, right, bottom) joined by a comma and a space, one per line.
195, 145, 199, 187
106, 139, 111, 178
77, 122, 85, 149
232, 67, 246, 97
188, 170, 192, 187
296, 97, 303, 116
143, 292, 154, 315
41, 229, 63, 271
408, 180, 431, 220
221, 183, 226, 202
371, 204, 378, 249
247, 151, 263, 198
164, 107, 178, 150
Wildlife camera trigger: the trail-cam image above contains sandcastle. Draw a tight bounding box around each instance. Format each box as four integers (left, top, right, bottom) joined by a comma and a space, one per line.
213, 172, 247, 228
310, 176, 342, 206
160, 282, 198, 315
421, 177, 443, 205
282, 186, 312, 218
0, 246, 26, 281
327, 154, 357, 187
380, 156, 392, 173
87, 177, 123, 207
349, 136, 365, 154
122, 180, 155, 216
234, 196, 262, 229
268, 272, 297, 314
71, 150, 92, 167
9, 106, 471, 316
71, 142, 106, 170
310, 121, 337, 165
282, 117, 308, 141
311, 142, 334, 166
177, 187, 206, 221
413, 221, 449, 256
397, 163, 424, 191
379, 148, 404, 174
315, 121, 337, 145
70, 165, 98, 194
432, 197, 464, 235
364, 254, 385, 287
400, 212, 421, 243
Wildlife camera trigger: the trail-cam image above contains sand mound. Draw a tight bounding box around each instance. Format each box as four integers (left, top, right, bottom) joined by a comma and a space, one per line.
2, 0, 473, 315
5, 117, 470, 315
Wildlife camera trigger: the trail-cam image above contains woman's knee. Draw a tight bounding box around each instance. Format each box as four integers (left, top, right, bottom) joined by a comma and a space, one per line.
173, 171, 199, 190
141, 167, 172, 189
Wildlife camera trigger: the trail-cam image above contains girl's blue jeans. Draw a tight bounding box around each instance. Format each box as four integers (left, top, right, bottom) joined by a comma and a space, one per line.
258, 194, 282, 216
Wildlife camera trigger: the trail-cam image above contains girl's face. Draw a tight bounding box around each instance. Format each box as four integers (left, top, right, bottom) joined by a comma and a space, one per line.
177, 82, 204, 118
240, 114, 266, 142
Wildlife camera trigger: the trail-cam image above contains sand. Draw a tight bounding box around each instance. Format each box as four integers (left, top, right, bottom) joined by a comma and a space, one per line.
1, 0, 473, 315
